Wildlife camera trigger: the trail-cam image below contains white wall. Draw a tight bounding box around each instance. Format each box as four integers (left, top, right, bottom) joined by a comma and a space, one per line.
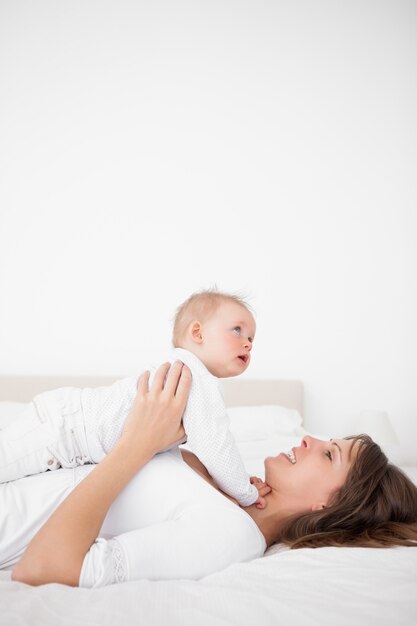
1, 0, 416, 463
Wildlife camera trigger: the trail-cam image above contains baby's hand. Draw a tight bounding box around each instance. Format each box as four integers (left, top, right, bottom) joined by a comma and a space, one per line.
250, 476, 272, 510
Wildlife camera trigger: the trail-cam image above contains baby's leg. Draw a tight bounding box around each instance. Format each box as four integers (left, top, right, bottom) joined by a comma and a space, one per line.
0, 376, 141, 483
0, 387, 94, 483
0, 402, 61, 482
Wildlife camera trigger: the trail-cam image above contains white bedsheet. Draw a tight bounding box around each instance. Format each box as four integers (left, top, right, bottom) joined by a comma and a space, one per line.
1, 545, 416, 626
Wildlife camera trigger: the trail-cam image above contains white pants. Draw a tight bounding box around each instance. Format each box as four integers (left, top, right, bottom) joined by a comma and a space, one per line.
0, 386, 120, 483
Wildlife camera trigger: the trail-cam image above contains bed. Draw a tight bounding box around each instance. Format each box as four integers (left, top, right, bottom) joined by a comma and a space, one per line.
1, 376, 416, 626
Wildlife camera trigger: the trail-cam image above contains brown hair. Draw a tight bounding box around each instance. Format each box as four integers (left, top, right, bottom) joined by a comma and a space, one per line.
172, 288, 253, 347
278, 435, 417, 549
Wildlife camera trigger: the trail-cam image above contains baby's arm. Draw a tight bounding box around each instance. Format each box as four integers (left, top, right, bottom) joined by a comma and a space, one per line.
182, 374, 261, 507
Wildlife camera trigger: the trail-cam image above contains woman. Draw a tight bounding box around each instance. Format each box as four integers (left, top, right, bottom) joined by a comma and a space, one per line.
6, 362, 417, 587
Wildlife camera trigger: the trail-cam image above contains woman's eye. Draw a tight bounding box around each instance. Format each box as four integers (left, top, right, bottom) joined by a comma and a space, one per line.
325, 450, 332, 461
232, 326, 241, 334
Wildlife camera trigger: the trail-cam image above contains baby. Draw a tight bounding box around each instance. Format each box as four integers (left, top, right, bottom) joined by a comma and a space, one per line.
0, 289, 266, 507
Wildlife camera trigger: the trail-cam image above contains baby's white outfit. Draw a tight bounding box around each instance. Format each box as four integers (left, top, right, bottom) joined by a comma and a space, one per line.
0, 348, 258, 506
0, 448, 266, 584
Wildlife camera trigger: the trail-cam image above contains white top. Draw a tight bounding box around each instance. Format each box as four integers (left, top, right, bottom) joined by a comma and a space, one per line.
0, 449, 266, 586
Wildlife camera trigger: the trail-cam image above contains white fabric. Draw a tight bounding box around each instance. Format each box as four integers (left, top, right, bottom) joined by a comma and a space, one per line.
227, 404, 306, 441
0, 348, 258, 505
0, 465, 79, 569
81, 443, 265, 585
0, 389, 98, 481
0, 448, 265, 585
1, 541, 416, 626
80, 347, 260, 505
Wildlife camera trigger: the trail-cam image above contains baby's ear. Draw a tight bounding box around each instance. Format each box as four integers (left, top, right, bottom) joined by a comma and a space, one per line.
189, 321, 203, 344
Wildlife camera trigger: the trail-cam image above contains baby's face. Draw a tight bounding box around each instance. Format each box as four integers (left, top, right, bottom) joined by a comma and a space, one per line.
198, 302, 256, 378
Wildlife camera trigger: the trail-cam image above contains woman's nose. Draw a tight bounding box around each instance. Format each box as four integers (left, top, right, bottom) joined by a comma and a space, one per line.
301, 436, 320, 449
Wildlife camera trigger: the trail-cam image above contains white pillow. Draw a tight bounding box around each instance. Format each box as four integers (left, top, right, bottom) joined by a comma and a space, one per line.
236, 434, 305, 477
0, 401, 28, 429
0, 401, 305, 442
227, 404, 306, 442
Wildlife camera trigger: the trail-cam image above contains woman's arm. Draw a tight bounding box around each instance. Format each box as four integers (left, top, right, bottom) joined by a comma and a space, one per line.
11, 361, 191, 587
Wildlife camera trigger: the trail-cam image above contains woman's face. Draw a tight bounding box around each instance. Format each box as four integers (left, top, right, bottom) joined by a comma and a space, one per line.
264, 436, 358, 512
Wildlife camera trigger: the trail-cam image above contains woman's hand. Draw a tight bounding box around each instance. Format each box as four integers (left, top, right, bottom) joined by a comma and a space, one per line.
121, 361, 191, 456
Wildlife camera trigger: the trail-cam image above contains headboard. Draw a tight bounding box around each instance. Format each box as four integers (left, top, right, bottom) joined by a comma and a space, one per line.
0, 376, 304, 416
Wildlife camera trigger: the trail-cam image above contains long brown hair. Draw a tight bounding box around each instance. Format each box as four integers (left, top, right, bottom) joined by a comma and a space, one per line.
278, 435, 417, 549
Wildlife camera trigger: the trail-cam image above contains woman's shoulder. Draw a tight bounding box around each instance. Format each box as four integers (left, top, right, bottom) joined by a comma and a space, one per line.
184, 499, 267, 566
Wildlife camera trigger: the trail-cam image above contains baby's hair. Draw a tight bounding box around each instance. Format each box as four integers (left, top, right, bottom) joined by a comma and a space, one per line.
172, 287, 253, 347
